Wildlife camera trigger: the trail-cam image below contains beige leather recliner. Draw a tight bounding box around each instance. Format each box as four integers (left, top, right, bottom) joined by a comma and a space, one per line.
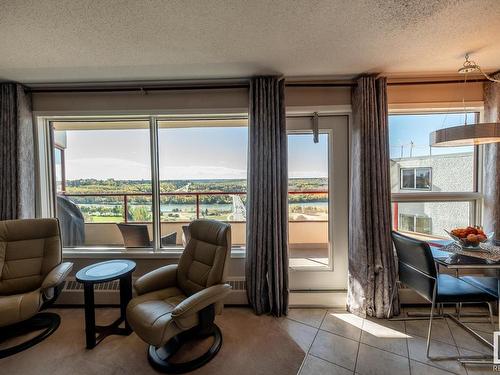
126, 219, 232, 373
0, 218, 73, 358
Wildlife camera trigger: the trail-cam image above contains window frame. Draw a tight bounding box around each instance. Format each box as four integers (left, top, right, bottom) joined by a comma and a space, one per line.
36, 114, 249, 256
389, 108, 484, 239
399, 167, 432, 191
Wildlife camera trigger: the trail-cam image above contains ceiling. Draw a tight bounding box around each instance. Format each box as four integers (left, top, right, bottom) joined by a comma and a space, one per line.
1, 0, 499, 83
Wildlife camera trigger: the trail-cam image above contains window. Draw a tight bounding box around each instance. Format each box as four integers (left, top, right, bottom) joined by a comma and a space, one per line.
52, 121, 152, 247
157, 119, 248, 248
48, 117, 247, 250
400, 167, 431, 190
389, 112, 480, 240
398, 213, 432, 235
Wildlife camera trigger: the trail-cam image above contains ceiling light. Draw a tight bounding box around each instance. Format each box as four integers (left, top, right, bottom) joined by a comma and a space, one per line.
458, 54, 500, 83
430, 54, 500, 147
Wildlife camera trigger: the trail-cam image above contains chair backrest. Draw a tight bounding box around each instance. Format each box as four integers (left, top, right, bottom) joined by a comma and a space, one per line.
117, 224, 151, 247
160, 232, 177, 246
391, 231, 437, 301
0, 218, 62, 295
177, 219, 231, 296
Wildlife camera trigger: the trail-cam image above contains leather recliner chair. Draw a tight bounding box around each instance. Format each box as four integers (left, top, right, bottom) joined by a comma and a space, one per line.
0, 218, 73, 358
126, 219, 232, 373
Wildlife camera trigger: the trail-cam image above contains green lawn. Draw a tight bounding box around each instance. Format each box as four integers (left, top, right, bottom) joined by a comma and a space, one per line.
88, 216, 123, 223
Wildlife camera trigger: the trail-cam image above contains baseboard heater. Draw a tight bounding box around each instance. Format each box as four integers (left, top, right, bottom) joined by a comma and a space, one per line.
58, 278, 428, 307
57, 277, 248, 305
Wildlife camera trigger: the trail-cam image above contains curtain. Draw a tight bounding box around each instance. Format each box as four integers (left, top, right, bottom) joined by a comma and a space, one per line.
246, 76, 289, 317
347, 75, 399, 318
483, 72, 500, 241
0, 83, 35, 220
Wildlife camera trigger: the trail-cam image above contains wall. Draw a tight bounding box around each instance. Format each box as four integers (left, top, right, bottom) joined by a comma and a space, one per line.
32, 81, 485, 113
33, 80, 485, 307
387, 82, 483, 107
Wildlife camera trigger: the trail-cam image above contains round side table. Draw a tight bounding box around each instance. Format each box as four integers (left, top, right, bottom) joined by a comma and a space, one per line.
76, 259, 136, 349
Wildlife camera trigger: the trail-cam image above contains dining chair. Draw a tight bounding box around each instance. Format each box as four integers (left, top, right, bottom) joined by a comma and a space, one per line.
389, 231, 496, 358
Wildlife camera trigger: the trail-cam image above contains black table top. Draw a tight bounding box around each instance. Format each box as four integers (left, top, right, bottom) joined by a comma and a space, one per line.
431, 246, 500, 269
76, 259, 136, 283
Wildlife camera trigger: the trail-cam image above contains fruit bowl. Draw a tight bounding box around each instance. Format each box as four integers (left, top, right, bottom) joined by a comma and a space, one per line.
445, 226, 493, 249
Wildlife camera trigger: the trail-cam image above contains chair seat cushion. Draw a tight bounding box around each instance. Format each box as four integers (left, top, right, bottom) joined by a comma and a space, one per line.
0, 289, 42, 327
436, 274, 497, 303
126, 287, 198, 347
460, 276, 498, 298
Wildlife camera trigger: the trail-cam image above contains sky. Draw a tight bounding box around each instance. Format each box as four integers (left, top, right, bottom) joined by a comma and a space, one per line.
389, 113, 476, 159
58, 113, 474, 181
59, 126, 328, 180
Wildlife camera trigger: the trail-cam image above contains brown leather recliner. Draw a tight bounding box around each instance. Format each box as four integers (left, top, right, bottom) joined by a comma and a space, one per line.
126, 219, 232, 373
0, 218, 73, 358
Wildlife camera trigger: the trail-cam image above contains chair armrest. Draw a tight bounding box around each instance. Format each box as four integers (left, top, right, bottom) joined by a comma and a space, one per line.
134, 264, 178, 295
172, 284, 231, 320
41, 262, 73, 291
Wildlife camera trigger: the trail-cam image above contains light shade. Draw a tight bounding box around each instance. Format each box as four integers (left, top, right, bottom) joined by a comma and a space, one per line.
430, 123, 500, 147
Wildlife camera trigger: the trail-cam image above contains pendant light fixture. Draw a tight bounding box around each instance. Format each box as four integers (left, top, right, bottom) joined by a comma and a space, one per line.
430, 54, 500, 147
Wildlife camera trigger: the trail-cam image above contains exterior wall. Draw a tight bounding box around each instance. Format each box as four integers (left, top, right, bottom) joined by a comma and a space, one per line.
390, 153, 474, 237
82, 221, 328, 247
390, 153, 474, 193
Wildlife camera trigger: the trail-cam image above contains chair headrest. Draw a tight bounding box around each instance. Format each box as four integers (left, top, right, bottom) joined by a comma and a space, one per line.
0, 218, 60, 242
188, 219, 230, 246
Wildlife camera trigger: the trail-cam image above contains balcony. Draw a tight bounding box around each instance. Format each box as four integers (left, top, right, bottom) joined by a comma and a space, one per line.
58, 191, 329, 266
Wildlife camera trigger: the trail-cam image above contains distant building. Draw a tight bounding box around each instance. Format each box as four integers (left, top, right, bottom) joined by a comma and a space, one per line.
390, 152, 474, 238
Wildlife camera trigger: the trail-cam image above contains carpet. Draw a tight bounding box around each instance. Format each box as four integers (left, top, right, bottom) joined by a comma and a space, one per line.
0, 307, 305, 375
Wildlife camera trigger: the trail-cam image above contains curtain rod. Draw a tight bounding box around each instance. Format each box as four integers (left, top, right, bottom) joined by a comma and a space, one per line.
25, 78, 488, 94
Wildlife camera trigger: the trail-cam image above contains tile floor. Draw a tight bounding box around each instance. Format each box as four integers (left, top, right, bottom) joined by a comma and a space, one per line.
280, 305, 497, 375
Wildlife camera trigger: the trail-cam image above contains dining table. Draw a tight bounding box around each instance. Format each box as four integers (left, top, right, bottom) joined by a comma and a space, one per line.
429, 240, 500, 365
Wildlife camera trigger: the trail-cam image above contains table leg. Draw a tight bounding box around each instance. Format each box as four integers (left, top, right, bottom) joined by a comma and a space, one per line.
83, 283, 96, 349
120, 274, 133, 333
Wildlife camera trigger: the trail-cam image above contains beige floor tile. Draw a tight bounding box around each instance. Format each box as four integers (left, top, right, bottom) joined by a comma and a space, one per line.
464, 322, 496, 335
405, 318, 455, 345
279, 318, 318, 353
447, 320, 493, 356
300, 354, 353, 375
288, 308, 327, 328
407, 336, 467, 375
355, 343, 410, 375
457, 348, 496, 375
360, 318, 409, 357
321, 310, 364, 341
409, 360, 457, 375
309, 330, 359, 371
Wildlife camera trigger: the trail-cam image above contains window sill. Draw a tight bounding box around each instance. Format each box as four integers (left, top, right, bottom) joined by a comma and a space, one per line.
62, 247, 246, 259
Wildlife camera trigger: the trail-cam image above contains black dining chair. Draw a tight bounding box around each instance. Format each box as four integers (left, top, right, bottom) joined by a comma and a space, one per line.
389, 231, 496, 358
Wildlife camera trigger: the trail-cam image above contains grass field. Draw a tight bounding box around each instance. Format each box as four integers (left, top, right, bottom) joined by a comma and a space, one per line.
88, 216, 123, 223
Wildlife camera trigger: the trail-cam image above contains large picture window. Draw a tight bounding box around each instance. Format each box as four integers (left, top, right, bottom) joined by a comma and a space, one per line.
389, 112, 481, 239
49, 117, 247, 250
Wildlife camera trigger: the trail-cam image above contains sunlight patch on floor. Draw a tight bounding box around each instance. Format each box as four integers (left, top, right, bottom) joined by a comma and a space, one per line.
362, 319, 411, 339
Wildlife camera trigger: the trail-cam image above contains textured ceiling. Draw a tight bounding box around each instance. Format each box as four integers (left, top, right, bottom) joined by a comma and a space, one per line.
0, 0, 499, 83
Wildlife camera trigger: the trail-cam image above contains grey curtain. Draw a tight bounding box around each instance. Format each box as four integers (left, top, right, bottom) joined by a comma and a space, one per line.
347, 75, 399, 318
483, 72, 500, 241
0, 83, 35, 220
246, 76, 289, 317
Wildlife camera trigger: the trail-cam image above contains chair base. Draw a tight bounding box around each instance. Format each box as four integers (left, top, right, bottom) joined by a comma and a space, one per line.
148, 324, 223, 374
0, 312, 60, 359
